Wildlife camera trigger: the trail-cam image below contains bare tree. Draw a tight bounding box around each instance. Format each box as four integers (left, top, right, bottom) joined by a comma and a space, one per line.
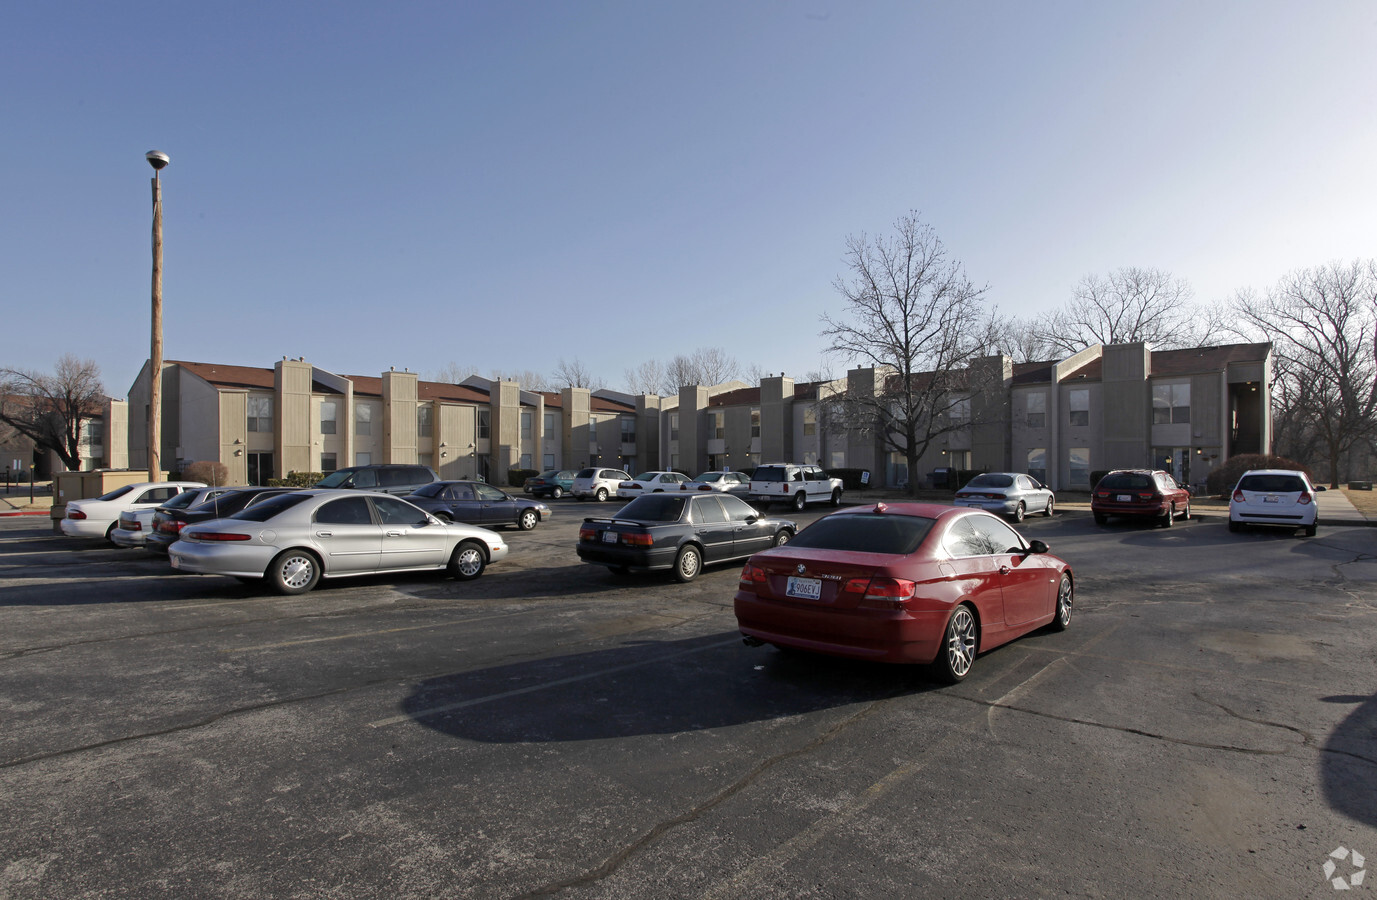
0, 355, 106, 472
1032, 267, 1217, 355
553, 357, 606, 390
429, 362, 474, 384
820, 212, 994, 495
1232, 260, 1377, 487
623, 359, 667, 396
990, 315, 1059, 363
490, 369, 553, 391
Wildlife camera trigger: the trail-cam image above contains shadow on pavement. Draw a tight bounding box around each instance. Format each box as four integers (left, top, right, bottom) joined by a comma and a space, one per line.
1321, 692, 1377, 828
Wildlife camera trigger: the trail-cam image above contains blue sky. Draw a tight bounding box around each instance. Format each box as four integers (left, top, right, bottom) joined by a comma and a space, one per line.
4, 2, 1374, 398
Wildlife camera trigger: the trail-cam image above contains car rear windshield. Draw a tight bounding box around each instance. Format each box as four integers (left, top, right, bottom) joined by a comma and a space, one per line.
1238, 474, 1308, 493
410, 482, 447, 498
965, 473, 1013, 488
1098, 473, 1153, 490
753, 467, 788, 482
96, 486, 134, 502
788, 513, 934, 555
230, 493, 311, 522
575, 468, 597, 479
618, 495, 686, 522
161, 490, 201, 510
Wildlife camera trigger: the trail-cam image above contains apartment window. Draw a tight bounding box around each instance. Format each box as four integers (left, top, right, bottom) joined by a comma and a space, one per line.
544, 411, 555, 433
355, 452, 372, 466
751, 408, 760, 438
1153, 383, 1191, 424
1026, 392, 1046, 428
1068, 389, 1089, 427
803, 407, 816, 436
831, 450, 846, 469
520, 453, 532, 469
543, 453, 555, 469
713, 411, 725, 440
950, 397, 971, 422
521, 411, 532, 440
247, 396, 272, 433
320, 452, 337, 473
418, 405, 433, 438
669, 413, 679, 442
1069, 448, 1090, 486
621, 416, 636, 443
355, 404, 371, 436
1027, 448, 1046, 484
477, 410, 490, 440
86, 420, 105, 446
321, 400, 338, 435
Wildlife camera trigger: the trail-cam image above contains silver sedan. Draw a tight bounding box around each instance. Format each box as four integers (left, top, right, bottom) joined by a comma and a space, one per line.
168, 489, 509, 594
952, 472, 1054, 522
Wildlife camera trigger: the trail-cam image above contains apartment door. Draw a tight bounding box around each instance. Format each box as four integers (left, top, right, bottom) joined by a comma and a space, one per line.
247, 452, 274, 486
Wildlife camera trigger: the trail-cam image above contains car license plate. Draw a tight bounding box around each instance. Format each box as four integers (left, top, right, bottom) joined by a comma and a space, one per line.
786, 576, 822, 600
169, 554, 181, 569
601, 531, 618, 544
1117, 494, 1131, 502
1264, 495, 1279, 503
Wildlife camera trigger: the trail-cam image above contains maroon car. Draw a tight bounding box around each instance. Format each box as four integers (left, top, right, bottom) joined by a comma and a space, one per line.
734, 503, 1073, 683
1090, 469, 1191, 527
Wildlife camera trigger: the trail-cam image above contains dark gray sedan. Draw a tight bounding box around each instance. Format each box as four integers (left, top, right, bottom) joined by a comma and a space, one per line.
405, 481, 551, 530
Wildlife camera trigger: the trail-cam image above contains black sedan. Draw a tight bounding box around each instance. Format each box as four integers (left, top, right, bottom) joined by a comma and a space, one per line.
405, 481, 551, 530
577, 492, 796, 582
146, 487, 295, 553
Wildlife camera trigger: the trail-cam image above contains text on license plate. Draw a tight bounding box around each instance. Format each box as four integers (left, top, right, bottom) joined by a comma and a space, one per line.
786, 576, 822, 600
1117, 494, 1131, 502
602, 530, 618, 543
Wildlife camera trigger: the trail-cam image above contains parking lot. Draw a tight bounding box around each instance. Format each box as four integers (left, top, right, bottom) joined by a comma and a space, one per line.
2, 500, 1375, 898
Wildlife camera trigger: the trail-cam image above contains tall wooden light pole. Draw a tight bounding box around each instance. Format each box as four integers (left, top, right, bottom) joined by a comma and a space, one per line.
146, 150, 169, 482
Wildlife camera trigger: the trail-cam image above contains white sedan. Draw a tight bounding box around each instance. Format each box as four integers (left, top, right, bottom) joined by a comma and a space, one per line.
617, 471, 691, 498
169, 489, 508, 594
681, 471, 751, 495
61, 481, 207, 542
110, 486, 236, 548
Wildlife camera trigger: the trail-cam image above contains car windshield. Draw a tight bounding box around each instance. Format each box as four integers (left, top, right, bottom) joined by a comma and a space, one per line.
788, 513, 934, 555
618, 494, 686, 522
575, 468, 597, 479
96, 486, 134, 502
1099, 473, 1153, 490
753, 467, 787, 482
965, 473, 1013, 488
1239, 474, 1308, 493
230, 493, 311, 522
410, 482, 447, 498
316, 470, 353, 488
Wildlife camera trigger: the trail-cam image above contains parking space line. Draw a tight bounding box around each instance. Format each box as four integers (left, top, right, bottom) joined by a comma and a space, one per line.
223, 610, 534, 653
368, 637, 738, 728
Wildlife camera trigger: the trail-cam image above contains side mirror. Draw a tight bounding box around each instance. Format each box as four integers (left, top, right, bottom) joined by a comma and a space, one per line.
745, 515, 758, 524
1315, 485, 1327, 492
1026, 539, 1050, 554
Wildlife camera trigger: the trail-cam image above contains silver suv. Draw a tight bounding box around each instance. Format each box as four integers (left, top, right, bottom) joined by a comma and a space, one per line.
748, 464, 843, 511
572, 467, 631, 501
315, 464, 439, 496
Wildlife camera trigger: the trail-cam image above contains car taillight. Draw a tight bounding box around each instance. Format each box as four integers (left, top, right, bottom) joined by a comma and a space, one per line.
1094, 492, 1108, 499
739, 563, 767, 590
191, 532, 253, 542
1233, 490, 1246, 502
622, 532, 653, 547
68, 509, 87, 520
127, 520, 142, 532
697, 485, 712, 491
1137, 492, 1156, 501
858, 577, 918, 609
1298, 492, 1313, 505
579, 526, 597, 542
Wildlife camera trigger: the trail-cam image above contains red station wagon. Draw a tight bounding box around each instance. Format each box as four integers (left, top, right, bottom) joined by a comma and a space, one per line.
1091, 469, 1191, 527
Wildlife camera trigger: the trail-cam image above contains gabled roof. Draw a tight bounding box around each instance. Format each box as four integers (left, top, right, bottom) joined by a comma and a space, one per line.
1149, 342, 1271, 376
173, 361, 275, 391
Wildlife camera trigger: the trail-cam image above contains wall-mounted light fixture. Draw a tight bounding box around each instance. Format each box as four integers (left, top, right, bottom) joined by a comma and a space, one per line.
234, 449, 243, 457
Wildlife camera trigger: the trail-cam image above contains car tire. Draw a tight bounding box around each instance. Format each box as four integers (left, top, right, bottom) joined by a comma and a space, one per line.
1304, 523, 1317, 537
551, 487, 563, 499
1043, 497, 1055, 517
517, 509, 538, 531
267, 549, 321, 595
1049, 574, 1073, 632
792, 492, 806, 512
932, 604, 977, 685
1011, 502, 1025, 523
1160, 505, 1175, 528
448, 540, 486, 581
673, 545, 702, 583
830, 488, 842, 507
105, 522, 119, 544
773, 529, 792, 547
1093, 512, 1107, 526
595, 488, 608, 502
1180, 500, 1191, 521
1228, 519, 1241, 533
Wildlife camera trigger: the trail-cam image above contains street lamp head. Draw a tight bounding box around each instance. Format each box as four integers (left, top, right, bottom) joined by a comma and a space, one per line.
145, 150, 170, 171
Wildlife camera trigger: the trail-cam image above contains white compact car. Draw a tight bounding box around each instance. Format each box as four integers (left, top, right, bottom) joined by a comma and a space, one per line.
572, 467, 631, 501
61, 481, 207, 542
1228, 469, 1318, 536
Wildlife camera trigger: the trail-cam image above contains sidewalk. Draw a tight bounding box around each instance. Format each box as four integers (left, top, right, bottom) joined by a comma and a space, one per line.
0, 486, 54, 517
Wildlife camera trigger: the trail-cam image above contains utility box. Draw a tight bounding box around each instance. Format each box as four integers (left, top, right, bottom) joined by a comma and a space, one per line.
51, 470, 169, 533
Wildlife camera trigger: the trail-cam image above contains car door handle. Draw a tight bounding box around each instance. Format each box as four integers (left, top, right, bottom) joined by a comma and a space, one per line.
386, 530, 404, 537
999, 565, 1011, 575
316, 531, 333, 537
